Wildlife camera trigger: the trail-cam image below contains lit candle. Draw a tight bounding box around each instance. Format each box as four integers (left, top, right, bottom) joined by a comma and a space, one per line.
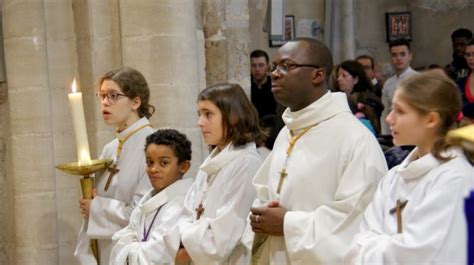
68, 78, 92, 166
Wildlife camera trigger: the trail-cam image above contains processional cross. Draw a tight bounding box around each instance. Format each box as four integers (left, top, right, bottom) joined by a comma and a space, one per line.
389, 199, 408, 233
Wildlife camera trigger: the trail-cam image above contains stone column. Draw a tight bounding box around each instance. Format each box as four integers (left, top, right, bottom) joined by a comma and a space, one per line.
202, 0, 250, 93
3, 0, 89, 263
4, 0, 59, 264
119, 0, 207, 172
329, 0, 355, 63
72, 0, 123, 153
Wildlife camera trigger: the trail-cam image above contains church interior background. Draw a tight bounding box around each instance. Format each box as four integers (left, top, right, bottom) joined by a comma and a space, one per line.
0, 0, 473, 264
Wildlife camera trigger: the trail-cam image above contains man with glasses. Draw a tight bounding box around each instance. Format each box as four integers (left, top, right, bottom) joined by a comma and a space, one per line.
246, 38, 387, 265
356, 54, 382, 98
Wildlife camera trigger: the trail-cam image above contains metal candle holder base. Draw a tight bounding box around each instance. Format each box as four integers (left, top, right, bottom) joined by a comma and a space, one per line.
56, 158, 113, 264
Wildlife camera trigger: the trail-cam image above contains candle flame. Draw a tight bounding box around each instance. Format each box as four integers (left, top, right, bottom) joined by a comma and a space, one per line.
78, 149, 92, 166
71, 78, 77, 93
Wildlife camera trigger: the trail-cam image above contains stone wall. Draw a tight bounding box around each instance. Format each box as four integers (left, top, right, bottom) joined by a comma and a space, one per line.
250, 0, 474, 69
355, 0, 474, 69
249, 0, 325, 61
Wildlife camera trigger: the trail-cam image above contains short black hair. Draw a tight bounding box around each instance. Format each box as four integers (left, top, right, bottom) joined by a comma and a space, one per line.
451, 28, 472, 41
287, 37, 334, 81
389, 38, 411, 52
251, 49, 269, 63
355, 55, 375, 69
145, 129, 192, 163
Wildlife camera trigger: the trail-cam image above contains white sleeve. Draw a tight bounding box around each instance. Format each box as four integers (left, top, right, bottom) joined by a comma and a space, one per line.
283, 136, 387, 264
109, 209, 141, 265
349, 172, 467, 264
88, 168, 150, 239
111, 199, 187, 265
180, 156, 260, 264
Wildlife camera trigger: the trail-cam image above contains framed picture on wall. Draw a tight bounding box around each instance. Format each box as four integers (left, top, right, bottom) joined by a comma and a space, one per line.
385, 12, 412, 42
270, 15, 295, 47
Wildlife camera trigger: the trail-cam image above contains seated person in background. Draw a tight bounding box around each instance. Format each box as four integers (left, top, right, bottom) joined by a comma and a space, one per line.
446, 28, 472, 82
356, 54, 383, 98
251, 49, 278, 118
110, 129, 193, 265
256, 114, 285, 159
335, 60, 384, 134
456, 39, 474, 123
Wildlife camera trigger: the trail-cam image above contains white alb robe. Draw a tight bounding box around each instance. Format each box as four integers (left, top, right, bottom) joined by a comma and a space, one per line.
75, 117, 154, 265
243, 92, 388, 264
110, 178, 193, 265
164, 142, 262, 265
345, 148, 474, 265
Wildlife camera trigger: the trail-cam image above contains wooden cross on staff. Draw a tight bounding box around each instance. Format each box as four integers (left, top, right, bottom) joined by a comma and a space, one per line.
276, 168, 288, 194
104, 163, 119, 191
195, 202, 205, 220
389, 199, 408, 233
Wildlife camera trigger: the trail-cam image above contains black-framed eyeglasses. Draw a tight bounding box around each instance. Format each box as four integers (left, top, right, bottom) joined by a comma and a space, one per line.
271, 61, 321, 74
96, 91, 128, 103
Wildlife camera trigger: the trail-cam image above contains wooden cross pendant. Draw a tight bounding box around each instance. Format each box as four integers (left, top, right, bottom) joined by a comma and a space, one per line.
104, 163, 119, 192
195, 202, 205, 220
276, 168, 288, 194
389, 199, 408, 233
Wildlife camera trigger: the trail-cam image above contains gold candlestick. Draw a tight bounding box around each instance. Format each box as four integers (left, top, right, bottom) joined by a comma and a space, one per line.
56, 158, 113, 264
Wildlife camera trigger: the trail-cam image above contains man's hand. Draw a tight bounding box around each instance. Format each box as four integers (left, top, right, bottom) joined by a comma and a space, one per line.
249, 200, 287, 236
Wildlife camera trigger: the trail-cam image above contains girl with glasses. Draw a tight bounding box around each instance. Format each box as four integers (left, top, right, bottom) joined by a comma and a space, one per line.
76, 67, 155, 265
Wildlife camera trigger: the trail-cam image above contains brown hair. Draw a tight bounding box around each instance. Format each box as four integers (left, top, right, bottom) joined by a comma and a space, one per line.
198, 83, 265, 148
100, 67, 155, 118
397, 72, 473, 162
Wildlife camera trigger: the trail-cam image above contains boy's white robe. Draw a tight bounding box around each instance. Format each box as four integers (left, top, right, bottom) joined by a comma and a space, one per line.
345, 148, 474, 265
242, 92, 388, 265
75, 117, 154, 265
164, 142, 262, 264
110, 178, 193, 265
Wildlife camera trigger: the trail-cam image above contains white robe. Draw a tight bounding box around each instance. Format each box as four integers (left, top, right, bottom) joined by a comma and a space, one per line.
110, 178, 193, 265
243, 92, 388, 265
345, 148, 474, 265
164, 142, 262, 265
75, 117, 154, 265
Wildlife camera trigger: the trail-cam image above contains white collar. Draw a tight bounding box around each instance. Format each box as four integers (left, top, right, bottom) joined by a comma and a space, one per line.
396, 148, 440, 181
282, 92, 351, 130
200, 142, 255, 176
395, 67, 415, 78
139, 178, 193, 215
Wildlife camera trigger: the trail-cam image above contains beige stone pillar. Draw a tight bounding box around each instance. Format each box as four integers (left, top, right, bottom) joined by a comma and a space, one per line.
329, 0, 355, 63
72, 0, 123, 153
4, 0, 57, 264
119, 0, 207, 172
3, 0, 86, 264
202, 0, 250, 93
